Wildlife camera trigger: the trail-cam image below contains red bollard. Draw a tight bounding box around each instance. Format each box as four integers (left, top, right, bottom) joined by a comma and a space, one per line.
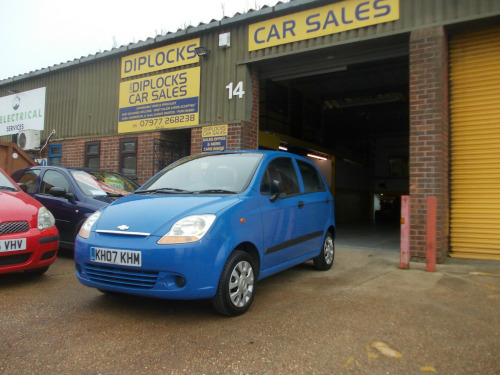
400, 195, 410, 269
426, 196, 437, 272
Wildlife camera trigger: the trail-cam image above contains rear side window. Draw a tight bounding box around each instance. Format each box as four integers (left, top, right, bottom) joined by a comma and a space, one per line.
297, 160, 325, 193
260, 157, 300, 197
17, 170, 40, 194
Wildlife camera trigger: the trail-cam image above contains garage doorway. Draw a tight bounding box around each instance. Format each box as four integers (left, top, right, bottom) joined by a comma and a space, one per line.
255, 37, 409, 250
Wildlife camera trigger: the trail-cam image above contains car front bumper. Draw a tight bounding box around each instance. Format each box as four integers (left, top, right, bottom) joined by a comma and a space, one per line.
74, 234, 231, 300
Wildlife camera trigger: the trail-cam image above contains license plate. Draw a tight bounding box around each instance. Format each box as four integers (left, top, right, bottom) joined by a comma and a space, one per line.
0, 238, 27, 252
90, 247, 141, 267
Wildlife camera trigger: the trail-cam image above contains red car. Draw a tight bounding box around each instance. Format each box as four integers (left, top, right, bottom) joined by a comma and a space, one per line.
0, 167, 59, 275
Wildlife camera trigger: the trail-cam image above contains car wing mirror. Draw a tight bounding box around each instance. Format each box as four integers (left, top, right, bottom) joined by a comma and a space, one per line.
18, 183, 28, 193
48, 186, 74, 201
269, 180, 281, 203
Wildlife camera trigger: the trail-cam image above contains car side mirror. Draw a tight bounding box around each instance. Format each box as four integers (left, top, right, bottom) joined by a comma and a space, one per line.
49, 186, 74, 201
18, 183, 28, 193
269, 180, 281, 203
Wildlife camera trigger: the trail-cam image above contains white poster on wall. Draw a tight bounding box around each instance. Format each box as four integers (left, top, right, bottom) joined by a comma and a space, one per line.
0, 87, 46, 136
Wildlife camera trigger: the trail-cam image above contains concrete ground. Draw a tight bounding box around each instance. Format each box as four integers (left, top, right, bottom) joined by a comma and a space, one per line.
0, 237, 499, 374
335, 221, 401, 252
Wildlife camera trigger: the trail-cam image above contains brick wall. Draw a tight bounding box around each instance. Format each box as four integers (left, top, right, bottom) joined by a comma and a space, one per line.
409, 26, 450, 262
54, 131, 164, 184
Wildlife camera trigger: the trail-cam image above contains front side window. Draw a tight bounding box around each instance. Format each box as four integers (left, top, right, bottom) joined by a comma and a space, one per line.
85, 141, 100, 169
260, 157, 300, 197
40, 170, 72, 195
120, 138, 137, 178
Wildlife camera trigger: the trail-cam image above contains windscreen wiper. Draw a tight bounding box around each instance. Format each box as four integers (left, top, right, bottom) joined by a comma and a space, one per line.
105, 192, 124, 197
0, 185, 18, 192
192, 189, 237, 194
135, 187, 193, 194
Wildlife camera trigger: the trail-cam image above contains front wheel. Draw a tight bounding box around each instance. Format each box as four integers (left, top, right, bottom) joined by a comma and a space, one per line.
212, 250, 256, 316
314, 231, 335, 271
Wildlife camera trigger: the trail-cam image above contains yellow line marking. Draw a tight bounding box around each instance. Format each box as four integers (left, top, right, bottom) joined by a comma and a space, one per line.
366, 345, 378, 358
343, 357, 355, 368
469, 272, 500, 278
371, 342, 403, 358
420, 366, 436, 372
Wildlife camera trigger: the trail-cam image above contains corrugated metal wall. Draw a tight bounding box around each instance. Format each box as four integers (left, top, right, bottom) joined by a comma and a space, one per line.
1, 0, 499, 142
450, 26, 500, 261
245, 0, 500, 62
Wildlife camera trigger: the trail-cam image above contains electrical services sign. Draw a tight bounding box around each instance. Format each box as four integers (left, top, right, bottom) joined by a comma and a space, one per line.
248, 0, 399, 51
0, 87, 46, 136
202, 125, 227, 152
118, 67, 200, 133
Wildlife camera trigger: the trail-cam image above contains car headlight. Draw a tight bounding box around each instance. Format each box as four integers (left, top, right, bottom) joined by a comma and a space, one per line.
157, 214, 216, 244
77, 211, 102, 239
37, 207, 55, 230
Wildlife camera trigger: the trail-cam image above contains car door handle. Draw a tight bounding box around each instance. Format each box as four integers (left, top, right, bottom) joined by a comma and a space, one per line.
298, 201, 304, 209
326, 198, 330, 204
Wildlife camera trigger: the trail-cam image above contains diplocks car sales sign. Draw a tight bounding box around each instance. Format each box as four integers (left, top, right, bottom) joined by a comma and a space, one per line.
0, 87, 46, 136
118, 39, 200, 133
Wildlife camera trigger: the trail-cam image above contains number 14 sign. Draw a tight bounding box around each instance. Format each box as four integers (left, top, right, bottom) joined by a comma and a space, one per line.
226, 81, 245, 99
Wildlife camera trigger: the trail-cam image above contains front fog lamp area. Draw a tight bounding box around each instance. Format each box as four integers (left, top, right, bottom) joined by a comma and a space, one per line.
78, 211, 102, 239
157, 214, 216, 244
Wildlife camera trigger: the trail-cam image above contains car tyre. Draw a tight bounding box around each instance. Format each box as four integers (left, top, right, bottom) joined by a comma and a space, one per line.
212, 250, 256, 316
314, 231, 335, 271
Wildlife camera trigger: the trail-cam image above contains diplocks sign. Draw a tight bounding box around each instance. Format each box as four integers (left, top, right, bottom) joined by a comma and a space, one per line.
121, 39, 200, 78
249, 0, 399, 51
119, 38, 201, 133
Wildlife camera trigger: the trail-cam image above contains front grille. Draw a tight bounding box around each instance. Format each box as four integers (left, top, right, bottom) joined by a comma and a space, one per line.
84, 264, 158, 289
0, 253, 31, 266
0, 221, 30, 235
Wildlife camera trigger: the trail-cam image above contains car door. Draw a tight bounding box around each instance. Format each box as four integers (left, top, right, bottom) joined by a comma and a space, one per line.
295, 159, 332, 254
35, 169, 81, 246
258, 157, 308, 269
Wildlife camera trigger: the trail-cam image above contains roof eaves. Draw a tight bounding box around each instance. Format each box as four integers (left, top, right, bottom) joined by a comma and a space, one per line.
0, 0, 319, 85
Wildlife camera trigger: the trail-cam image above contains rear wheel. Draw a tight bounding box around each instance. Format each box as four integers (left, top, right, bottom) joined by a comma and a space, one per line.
314, 231, 335, 270
212, 250, 256, 316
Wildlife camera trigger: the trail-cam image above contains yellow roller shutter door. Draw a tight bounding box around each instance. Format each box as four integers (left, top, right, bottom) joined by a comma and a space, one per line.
450, 27, 500, 261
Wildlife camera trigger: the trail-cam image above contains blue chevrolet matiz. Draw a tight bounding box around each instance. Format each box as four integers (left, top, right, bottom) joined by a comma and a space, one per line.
74, 151, 335, 316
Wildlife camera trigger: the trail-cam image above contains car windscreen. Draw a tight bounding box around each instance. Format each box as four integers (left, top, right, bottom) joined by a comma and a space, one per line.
71, 170, 138, 197
139, 153, 264, 194
0, 170, 18, 191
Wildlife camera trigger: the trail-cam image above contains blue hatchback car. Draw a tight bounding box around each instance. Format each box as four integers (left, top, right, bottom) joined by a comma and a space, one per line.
74, 151, 336, 316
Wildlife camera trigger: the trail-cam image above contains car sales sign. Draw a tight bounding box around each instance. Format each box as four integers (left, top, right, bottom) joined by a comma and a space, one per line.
0, 87, 46, 136
248, 0, 399, 51
118, 66, 200, 133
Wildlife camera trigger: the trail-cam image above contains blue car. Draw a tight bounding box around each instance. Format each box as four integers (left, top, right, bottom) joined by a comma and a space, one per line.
74, 151, 336, 316
11, 167, 139, 250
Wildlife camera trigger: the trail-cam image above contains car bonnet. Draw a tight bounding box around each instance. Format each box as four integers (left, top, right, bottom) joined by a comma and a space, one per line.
92, 193, 240, 237
0, 191, 40, 222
